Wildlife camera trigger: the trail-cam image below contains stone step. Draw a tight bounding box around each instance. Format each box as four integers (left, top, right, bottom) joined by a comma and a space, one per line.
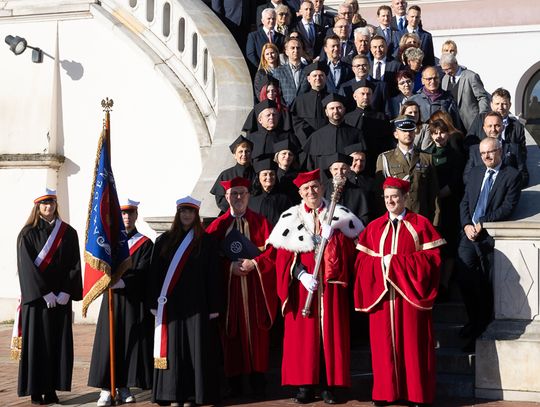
350, 372, 475, 399
433, 302, 468, 324
434, 322, 469, 348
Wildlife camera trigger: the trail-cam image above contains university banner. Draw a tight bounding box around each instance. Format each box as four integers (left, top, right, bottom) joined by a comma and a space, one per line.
82, 107, 131, 317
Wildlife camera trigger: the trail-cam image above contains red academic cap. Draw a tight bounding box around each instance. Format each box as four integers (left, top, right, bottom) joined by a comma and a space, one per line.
383, 177, 410, 193
293, 169, 321, 188
220, 177, 251, 191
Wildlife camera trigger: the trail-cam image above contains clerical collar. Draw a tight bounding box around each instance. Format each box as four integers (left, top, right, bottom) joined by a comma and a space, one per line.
388, 208, 407, 221
304, 201, 325, 213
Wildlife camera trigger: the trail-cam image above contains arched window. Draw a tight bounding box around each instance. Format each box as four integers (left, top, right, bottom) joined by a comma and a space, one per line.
192, 33, 198, 69
146, 0, 155, 22
178, 18, 185, 53
129, 0, 137, 7
523, 70, 540, 123
203, 48, 208, 84
162, 3, 171, 37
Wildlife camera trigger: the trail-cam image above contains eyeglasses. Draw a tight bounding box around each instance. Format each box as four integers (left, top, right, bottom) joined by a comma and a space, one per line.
398, 80, 412, 85
353, 64, 368, 68
480, 149, 500, 157
229, 191, 249, 198
422, 76, 438, 82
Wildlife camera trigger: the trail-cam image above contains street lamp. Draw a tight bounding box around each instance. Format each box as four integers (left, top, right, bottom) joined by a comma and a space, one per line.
5, 35, 43, 63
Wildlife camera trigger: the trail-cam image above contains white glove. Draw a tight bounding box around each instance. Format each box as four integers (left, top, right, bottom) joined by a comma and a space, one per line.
43, 292, 57, 308
209, 312, 219, 320
299, 272, 318, 292
56, 292, 70, 305
383, 254, 392, 269
321, 223, 333, 240
150, 309, 157, 316
111, 279, 125, 289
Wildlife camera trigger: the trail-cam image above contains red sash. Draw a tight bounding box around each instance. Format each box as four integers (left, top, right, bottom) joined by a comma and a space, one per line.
34, 220, 68, 272
128, 232, 150, 256
153, 229, 195, 369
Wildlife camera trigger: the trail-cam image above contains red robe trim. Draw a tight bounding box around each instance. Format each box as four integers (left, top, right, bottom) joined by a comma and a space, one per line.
206, 208, 276, 376
354, 211, 444, 404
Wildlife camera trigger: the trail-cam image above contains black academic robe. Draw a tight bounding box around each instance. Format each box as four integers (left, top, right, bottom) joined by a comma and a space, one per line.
277, 167, 301, 205
344, 107, 395, 176
301, 122, 366, 171
17, 217, 82, 396
88, 229, 154, 390
290, 88, 329, 146
248, 188, 292, 226
324, 178, 370, 225
247, 129, 299, 160
210, 163, 256, 213
150, 232, 222, 405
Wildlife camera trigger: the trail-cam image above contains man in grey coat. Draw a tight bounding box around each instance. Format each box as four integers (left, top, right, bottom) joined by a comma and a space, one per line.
440, 52, 491, 131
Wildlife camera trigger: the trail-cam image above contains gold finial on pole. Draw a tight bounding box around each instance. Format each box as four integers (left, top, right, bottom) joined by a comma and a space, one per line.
101, 98, 114, 112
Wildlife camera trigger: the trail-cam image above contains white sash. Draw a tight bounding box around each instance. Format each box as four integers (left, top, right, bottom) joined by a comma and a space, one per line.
34, 219, 62, 269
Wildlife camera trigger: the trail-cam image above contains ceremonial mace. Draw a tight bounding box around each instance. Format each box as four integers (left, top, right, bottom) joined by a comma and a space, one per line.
301, 175, 346, 318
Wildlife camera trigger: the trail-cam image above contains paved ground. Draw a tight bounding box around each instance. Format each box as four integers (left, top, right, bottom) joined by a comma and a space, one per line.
1, 324, 539, 407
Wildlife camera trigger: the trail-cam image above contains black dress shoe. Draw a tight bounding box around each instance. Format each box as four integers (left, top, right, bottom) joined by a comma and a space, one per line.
43, 392, 59, 405
321, 389, 338, 404
294, 387, 315, 404
372, 400, 390, 406
409, 403, 432, 407
31, 394, 43, 405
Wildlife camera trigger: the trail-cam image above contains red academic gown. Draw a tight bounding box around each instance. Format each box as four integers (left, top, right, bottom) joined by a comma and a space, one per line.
257, 202, 363, 387
206, 208, 276, 377
354, 211, 444, 404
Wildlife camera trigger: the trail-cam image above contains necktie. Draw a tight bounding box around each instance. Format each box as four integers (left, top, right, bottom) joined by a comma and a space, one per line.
398, 17, 404, 31
405, 151, 411, 164
341, 42, 346, 57
308, 23, 314, 43
267, 30, 273, 43
375, 61, 382, 80
385, 28, 390, 43
391, 218, 399, 229
314, 13, 321, 25
472, 169, 495, 224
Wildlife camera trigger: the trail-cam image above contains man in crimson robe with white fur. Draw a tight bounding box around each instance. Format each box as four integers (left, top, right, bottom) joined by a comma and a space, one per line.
354, 177, 445, 407
245, 168, 363, 404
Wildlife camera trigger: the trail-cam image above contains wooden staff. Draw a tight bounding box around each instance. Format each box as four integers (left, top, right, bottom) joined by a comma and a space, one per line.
102, 98, 117, 403
301, 175, 346, 318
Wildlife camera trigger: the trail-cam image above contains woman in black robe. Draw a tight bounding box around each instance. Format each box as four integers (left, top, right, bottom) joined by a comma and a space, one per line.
248, 158, 292, 225
88, 199, 154, 405
16, 189, 82, 405
273, 138, 301, 204
150, 197, 221, 406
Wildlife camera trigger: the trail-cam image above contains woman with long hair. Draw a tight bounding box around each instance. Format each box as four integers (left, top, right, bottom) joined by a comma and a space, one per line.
15, 189, 82, 405
254, 43, 281, 101
428, 109, 464, 152
150, 196, 221, 407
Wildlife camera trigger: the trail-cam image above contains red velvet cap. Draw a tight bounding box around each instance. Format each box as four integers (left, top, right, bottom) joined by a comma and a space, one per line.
220, 177, 251, 191
383, 177, 410, 193
293, 169, 321, 188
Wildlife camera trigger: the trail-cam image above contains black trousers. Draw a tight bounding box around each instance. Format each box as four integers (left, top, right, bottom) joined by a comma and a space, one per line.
455, 231, 495, 337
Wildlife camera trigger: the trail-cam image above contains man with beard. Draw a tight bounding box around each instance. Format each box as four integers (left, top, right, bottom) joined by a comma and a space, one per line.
302, 93, 365, 171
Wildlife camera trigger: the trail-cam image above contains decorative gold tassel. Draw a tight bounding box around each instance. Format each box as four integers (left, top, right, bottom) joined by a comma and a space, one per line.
10, 336, 22, 361
154, 357, 167, 369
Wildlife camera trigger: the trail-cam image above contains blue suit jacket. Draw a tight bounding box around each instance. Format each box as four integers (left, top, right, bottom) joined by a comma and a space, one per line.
246, 28, 284, 68
375, 26, 402, 58
460, 164, 521, 228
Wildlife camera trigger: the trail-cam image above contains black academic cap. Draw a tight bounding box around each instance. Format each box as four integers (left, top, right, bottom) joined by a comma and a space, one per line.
229, 135, 253, 154
252, 158, 278, 173
322, 153, 353, 169
254, 99, 278, 117
305, 61, 329, 76
322, 93, 346, 108
344, 142, 366, 155
351, 79, 374, 93
273, 139, 299, 155
393, 114, 417, 131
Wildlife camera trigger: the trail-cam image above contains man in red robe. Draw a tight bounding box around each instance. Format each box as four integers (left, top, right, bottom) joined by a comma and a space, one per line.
206, 177, 276, 398
245, 169, 364, 404
354, 177, 445, 406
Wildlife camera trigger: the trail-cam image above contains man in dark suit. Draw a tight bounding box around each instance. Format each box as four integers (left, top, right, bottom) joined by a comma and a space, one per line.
273, 37, 310, 107
325, 3, 359, 41
440, 52, 490, 131
312, 0, 334, 30
391, 0, 408, 31
400, 5, 434, 66
375, 5, 402, 58
256, 0, 292, 26
456, 137, 521, 352
246, 8, 285, 69
292, 0, 324, 61
331, 18, 356, 62
321, 34, 353, 94
465, 88, 528, 186
369, 35, 401, 88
